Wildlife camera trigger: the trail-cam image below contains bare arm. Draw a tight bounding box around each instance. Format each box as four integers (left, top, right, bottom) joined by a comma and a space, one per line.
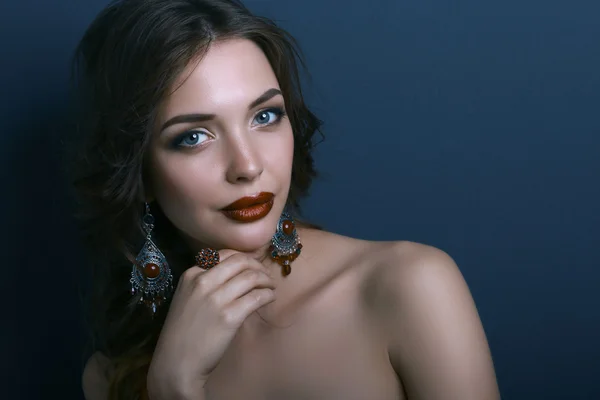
82, 352, 110, 400
378, 243, 500, 400
82, 352, 207, 400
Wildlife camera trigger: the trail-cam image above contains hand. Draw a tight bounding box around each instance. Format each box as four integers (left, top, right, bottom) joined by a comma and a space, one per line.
146, 250, 276, 400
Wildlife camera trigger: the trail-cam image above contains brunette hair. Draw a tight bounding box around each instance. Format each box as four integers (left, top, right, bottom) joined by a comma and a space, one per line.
68, 0, 323, 398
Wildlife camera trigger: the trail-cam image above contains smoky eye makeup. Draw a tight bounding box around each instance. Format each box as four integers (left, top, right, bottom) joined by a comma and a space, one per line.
170, 129, 212, 149
252, 106, 287, 126
166, 104, 288, 150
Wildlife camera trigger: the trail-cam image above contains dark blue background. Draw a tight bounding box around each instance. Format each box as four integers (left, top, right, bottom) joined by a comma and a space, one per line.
2, 0, 598, 398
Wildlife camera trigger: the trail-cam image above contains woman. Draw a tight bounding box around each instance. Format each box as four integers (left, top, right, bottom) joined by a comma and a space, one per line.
72, 0, 500, 399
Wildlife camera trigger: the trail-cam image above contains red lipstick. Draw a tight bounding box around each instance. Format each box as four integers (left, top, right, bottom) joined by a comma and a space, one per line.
221, 192, 274, 222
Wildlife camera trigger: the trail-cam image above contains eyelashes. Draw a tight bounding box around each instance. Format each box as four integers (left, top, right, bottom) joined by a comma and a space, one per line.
170, 107, 287, 149
252, 107, 286, 126
172, 130, 210, 149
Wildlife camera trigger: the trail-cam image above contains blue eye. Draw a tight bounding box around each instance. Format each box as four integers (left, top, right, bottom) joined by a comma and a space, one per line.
172, 130, 209, 148
253, 107, 286, 126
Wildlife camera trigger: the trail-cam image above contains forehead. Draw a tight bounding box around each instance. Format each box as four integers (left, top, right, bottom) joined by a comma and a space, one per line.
159, 38, 280, 117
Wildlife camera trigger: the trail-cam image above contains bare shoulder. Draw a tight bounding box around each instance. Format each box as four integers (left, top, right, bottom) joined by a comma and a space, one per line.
358, 240, 500, 399
367, 240, 462, 288
359, 239, 477, 326
300, 229, 467, 306
302, 228, 456, 282
299, 227, 375, 269
300, 229, 438, 279
82, 352, 111, 400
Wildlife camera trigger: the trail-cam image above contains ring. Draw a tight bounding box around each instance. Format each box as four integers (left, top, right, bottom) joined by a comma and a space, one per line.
195, 248, 220, 270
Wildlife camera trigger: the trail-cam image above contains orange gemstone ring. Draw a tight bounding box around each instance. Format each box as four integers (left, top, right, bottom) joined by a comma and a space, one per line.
195, 248, 220, 270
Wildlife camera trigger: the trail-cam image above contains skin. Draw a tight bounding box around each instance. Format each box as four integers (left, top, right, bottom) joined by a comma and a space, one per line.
83, 38, 500, 400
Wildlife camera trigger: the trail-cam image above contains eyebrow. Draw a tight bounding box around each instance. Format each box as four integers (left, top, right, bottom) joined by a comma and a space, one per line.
159, 88, 283, 133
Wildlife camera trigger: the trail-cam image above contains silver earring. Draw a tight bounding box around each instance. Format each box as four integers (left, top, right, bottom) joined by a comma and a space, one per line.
130, 202, 173, 315
269, 210, 302, 276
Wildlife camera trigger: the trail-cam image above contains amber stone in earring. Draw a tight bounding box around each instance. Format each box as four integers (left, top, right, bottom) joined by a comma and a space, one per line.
269, 212, 302, 276
282, 219, 294, 235
130, 202, 174, 316
143, 263, 160, 279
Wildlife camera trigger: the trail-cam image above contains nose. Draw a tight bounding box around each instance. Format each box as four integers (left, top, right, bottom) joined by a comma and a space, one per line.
224, 134, 264, 184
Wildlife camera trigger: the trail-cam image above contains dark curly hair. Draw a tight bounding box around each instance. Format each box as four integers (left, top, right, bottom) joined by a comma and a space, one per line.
67, 0, 323, 398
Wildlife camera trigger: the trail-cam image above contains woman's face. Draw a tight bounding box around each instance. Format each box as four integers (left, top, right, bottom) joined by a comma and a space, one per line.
147, 38, 294, 253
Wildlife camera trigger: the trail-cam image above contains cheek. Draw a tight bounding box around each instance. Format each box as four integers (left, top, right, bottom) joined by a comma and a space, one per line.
263, 128, 294, 179
148, 152, 218, 210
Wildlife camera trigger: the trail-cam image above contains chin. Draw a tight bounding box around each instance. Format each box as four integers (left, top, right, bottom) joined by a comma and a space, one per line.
219, 212, 280, 251
183, 208, 280, 253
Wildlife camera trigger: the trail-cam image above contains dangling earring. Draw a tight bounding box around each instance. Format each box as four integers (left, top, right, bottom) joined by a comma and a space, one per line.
130, 202, 173, 315
269, 210, 302, 276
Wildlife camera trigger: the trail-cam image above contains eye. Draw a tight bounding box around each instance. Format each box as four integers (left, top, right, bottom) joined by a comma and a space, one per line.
252, 107, 286, 126
172, 130, 210, 149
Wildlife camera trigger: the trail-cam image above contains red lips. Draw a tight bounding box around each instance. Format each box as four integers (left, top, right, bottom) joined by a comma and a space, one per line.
221, 192, 274, 211
220, 192, 275, 222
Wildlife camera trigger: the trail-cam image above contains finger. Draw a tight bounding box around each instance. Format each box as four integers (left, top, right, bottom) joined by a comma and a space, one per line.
200, 252, 269, 287
223, 288, 276, 327
212, 269, 275, 306
217, 248, 241, 262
